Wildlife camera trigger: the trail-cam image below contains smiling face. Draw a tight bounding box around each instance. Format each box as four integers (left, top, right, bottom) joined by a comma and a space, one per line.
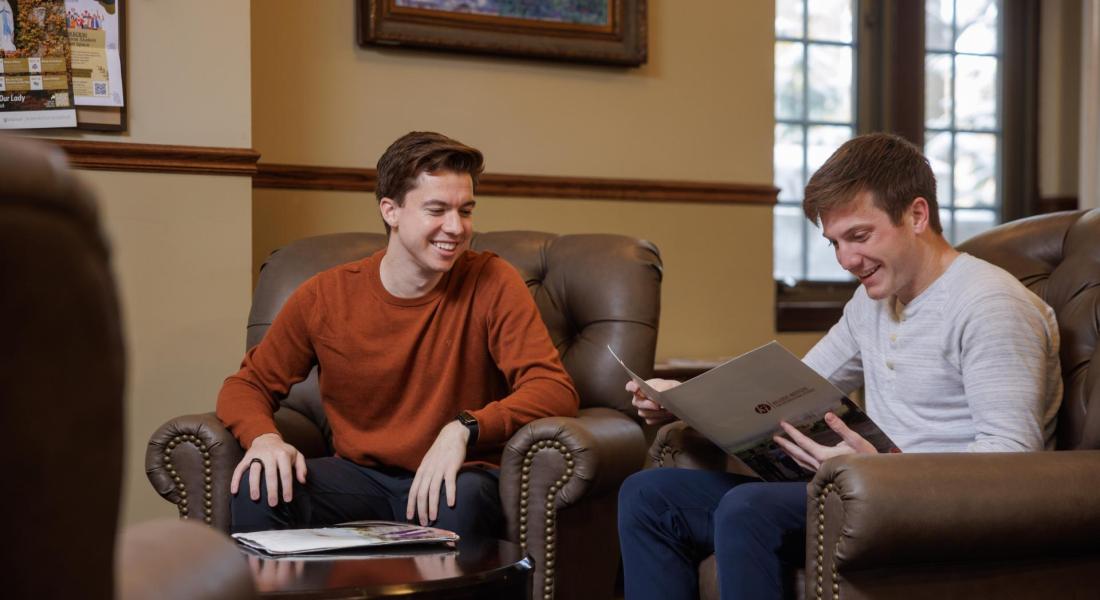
821, 190, 930, 303
379, 170, 475, 292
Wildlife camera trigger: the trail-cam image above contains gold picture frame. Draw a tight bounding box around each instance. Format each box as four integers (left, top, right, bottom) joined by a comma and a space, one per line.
358, 0, 647, 67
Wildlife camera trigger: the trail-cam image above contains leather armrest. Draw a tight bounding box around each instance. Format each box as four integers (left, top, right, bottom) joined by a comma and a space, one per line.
500, 407, 646, 535
117, 518, 256, 600
649, 421, 726, 470
649, 420, 756, 476
808, 451, 1100, 575
147, 412, 244, 530
146, 408, 326, 531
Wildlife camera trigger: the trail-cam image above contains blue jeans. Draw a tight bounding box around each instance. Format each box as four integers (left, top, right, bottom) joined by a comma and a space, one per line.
618, 468, 807, 600
231, 456, 503, 540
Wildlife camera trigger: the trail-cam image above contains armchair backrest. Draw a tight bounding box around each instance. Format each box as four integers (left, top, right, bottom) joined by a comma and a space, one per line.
957, 209, 1100, 450
0, 136, 125, 598
248, 231, 663, 451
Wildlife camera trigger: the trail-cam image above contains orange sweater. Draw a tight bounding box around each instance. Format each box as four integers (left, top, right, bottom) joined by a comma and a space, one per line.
216, 249, 579, 470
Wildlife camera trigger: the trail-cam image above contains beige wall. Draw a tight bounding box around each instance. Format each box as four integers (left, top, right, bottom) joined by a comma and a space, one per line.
252, 0, 817, 362
34, 1, 253, 526
1039, 0, 1083, 198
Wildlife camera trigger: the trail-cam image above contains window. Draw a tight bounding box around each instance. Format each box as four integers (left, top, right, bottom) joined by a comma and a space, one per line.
774, 1, 1026, 331
924, 0, 1002, 243
773, 0, 857, 283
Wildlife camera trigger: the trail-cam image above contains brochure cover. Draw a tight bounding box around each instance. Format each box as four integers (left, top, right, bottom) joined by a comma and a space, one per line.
611, 341, 898, 481
233, 520, 460, 556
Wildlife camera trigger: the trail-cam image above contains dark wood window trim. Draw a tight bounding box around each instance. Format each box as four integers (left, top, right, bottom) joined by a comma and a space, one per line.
776, 280, 857, 332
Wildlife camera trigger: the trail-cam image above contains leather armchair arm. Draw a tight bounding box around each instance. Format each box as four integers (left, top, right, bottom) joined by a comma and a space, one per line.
501, 407, 646, 524
649, 420, 727, 470
117, 518, 256, 600
499, 407, 646, 596
648, 420, 758, 477
147, 412, 244, 531
807, 450, 1100, 591
147, 408, 328, 532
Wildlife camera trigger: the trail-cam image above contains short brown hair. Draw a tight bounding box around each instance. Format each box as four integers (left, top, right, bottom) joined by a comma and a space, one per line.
803, 133, 941, 234
375, 131, 485, 233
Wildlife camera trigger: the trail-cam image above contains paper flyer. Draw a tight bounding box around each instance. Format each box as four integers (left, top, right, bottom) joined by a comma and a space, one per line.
64, 0, 122, 106
0, 0, 77, 128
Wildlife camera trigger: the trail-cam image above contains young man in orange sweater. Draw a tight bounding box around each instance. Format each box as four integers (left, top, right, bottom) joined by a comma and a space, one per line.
217, 131, 580, 537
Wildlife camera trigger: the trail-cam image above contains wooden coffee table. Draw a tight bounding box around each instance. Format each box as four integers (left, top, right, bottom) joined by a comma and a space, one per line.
244, 536, 532, 599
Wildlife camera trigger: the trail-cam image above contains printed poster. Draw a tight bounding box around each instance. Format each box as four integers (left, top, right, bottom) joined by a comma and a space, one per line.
0, 0, 77, 128
64, 0, 122, 106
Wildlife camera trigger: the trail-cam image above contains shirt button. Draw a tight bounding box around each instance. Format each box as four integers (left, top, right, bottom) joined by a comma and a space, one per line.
886, 361, 895, 370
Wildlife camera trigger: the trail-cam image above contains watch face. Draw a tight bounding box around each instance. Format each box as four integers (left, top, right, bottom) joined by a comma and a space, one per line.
458, 412, 477, 427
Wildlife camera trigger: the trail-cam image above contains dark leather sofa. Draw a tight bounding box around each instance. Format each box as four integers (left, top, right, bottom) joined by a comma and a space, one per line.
147, 230, 663, 600
0, 135, 255, 600
650, 209, 1100, 599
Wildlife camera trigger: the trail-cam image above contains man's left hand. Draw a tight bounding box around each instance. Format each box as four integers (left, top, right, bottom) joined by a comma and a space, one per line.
406, 420, 469, 526
772, 412, 878, 472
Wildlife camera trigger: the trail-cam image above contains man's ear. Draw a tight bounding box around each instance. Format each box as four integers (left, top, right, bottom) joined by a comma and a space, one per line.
909, 197, 930, 234
379, 197, 399, 229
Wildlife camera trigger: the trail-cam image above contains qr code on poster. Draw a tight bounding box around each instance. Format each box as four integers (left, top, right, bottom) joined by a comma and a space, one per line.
93, 81, 108, 97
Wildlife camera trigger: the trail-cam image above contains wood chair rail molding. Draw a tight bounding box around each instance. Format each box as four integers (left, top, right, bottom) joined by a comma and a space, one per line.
44, 139, 260, 176
35, 140, 778, 205
255, 163, 779, 205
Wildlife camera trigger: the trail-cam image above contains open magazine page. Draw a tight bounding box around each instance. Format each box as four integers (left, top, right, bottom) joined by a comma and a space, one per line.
233, 520, 459, 556
610, 342, 897, 481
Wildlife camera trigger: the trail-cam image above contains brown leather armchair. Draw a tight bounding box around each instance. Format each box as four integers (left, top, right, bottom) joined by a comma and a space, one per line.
650, 209, 1100, 599
0, 135, 255, 600
147, 230, 662, 600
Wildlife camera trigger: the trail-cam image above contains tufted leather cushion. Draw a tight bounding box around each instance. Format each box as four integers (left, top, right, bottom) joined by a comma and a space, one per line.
1, 136, 123, 599
957, 209, 1100, 450
2, 135, 256, 600
247, 231, 663, 453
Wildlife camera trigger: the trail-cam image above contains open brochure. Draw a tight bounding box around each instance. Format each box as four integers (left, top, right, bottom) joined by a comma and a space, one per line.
232, 520, 459, 556
611, 341, 898, 481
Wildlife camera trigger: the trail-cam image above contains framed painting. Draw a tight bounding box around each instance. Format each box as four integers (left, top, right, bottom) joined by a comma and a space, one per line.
358, 0, 647, 67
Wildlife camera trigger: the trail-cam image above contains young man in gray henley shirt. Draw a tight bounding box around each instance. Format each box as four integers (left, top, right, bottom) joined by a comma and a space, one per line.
617, 133, 1062, 600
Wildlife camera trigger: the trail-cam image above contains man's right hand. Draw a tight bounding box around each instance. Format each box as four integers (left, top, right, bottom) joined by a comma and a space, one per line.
626, 378, 681, 425
230, 432, 307, 507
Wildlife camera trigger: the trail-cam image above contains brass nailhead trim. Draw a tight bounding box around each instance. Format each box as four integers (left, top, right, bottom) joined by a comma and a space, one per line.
815, 483, 839, 600
517, 439, 574, 600
658, 445, 674, 467
163, 435, 213, 524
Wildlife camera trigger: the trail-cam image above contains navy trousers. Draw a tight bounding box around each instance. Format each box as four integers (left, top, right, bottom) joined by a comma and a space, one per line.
231, 456, 503, 540
618, 468, 808, 600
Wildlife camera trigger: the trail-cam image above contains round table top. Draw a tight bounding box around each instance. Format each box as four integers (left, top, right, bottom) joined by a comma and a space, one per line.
245, 537, 531, 598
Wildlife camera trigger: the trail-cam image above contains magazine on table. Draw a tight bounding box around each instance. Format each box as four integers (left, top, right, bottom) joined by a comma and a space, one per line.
232, 520, 459, 556
610, 341, 898, 481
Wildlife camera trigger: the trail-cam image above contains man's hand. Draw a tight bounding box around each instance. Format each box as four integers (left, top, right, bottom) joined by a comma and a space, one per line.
626, 378, 680, 425
406, 420, 469, 526
772, 412, 878, 472
230, 432, 307, 507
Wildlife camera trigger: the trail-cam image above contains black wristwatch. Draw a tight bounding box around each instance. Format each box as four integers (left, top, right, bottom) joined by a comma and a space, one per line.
456, 411, 479, 448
